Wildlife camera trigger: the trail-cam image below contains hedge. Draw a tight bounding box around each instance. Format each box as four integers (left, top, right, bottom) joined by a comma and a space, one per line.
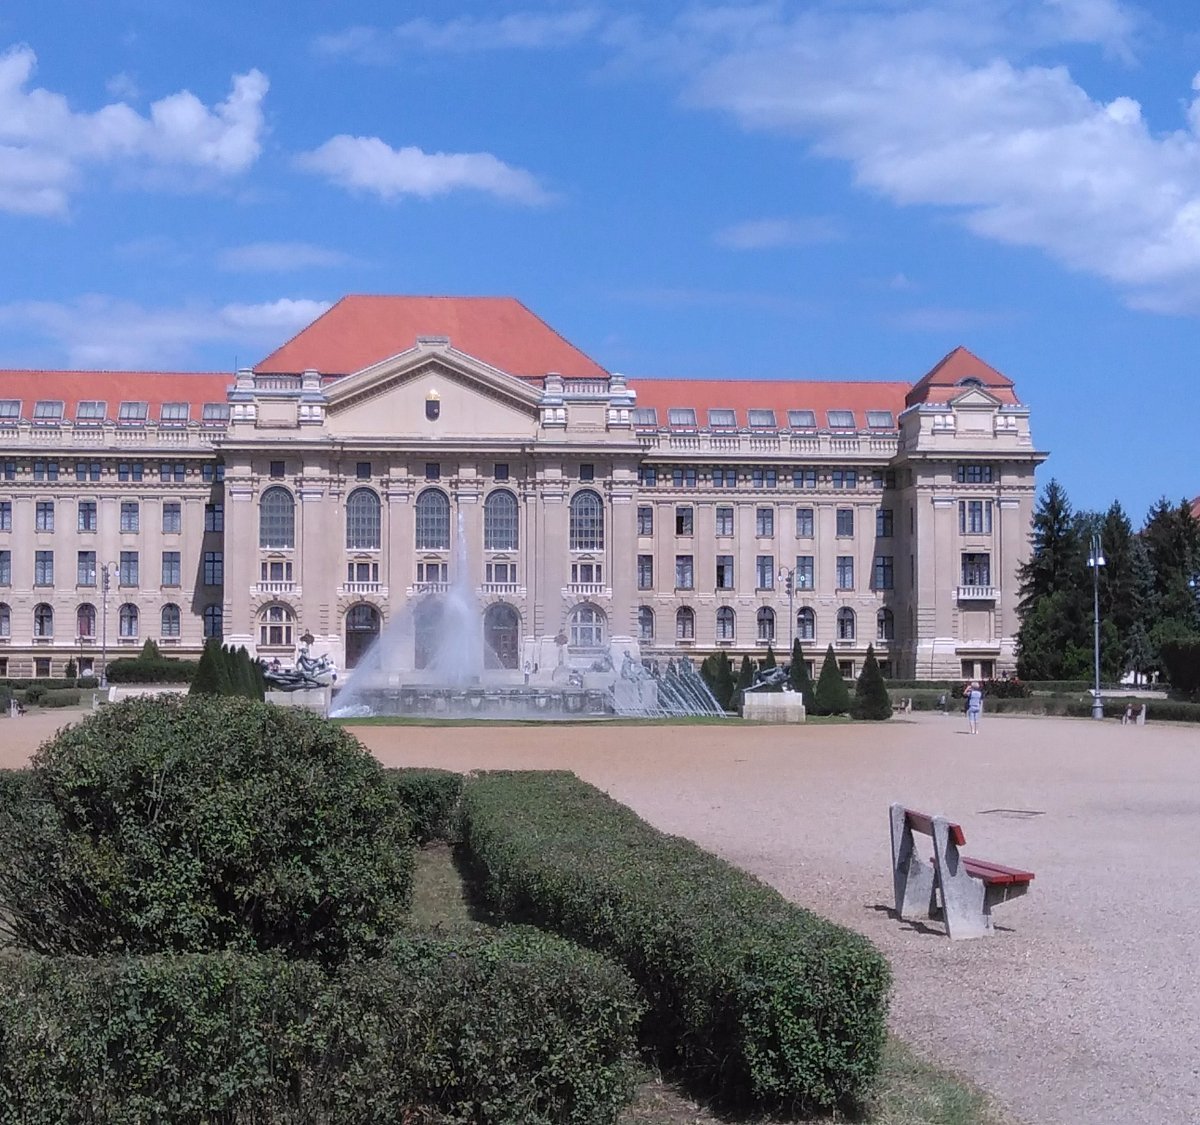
461, 771, 890, 1113
899, 691, 1200, 722
37, 689, 82, 708
0, 677, 98, 691
385, 767, 465, 845
103, 657, 199, 684
0, 930, 642, 1125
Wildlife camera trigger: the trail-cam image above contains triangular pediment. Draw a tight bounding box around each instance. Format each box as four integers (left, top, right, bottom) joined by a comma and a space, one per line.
949, 385, 1002, 408
323, 343, 542, 438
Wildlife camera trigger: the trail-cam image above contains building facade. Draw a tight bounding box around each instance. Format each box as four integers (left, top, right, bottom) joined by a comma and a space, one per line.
0, 296, 1045, 683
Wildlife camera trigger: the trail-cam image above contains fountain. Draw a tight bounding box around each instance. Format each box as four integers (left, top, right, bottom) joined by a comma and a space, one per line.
329, 513, 725, 720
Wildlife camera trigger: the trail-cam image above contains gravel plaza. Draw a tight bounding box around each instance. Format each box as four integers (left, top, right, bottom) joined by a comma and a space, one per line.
5, 708, 1199, 1124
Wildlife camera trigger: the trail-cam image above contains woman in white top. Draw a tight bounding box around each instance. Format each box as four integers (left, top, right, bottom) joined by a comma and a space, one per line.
964, 681, 983, 734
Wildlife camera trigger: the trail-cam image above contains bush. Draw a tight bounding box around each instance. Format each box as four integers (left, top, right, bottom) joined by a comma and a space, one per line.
461, 771, 890, 1113
812, 644, 851, 716
853, 645, 891, 720
22, 685, 45, 704
0, 768, 34, 807
63, 658, 77, 680
37, 689, 81, 708
385, 768, 465, 845
0, 696, 414, 961
0, 931, 641, 1125
104, 658, 198, 684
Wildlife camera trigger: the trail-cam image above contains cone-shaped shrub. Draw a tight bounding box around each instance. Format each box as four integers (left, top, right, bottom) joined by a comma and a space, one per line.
789, 638, 815, 711
190, 636, 231, 695
762, 643, 777, 670
853, 644, 892, 720
812, 644, 851, 716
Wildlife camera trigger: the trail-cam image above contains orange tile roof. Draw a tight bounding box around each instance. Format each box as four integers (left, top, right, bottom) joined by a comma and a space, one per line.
632, 379, 911, 431
255, 295, 608, 380
0, 371, 232, 423
906, 346, 1018, 407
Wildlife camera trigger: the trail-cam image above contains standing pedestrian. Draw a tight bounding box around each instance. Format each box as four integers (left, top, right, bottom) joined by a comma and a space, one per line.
964, 680, 983, 734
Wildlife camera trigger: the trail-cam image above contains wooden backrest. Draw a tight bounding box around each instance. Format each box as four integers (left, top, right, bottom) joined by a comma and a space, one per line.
903, 808, 966, 847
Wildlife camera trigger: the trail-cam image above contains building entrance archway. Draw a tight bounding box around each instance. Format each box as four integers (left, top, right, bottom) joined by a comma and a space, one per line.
345, 603, 381, 669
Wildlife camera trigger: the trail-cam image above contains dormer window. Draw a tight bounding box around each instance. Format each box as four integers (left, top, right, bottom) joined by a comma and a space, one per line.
788, 410, 816, 429
160, 402, 189, 426
827, 409, 855, 429
957, 376, 985, 387
118, 401, 148, 425
708, 408, 736, 429
33, 401, 64, 423
76, 400, 106, 424
667, 408, 697, 429
866, 410, 895, 429
202, 403, 230, 426
747, 409, 777, 429
631, 407, 658, 427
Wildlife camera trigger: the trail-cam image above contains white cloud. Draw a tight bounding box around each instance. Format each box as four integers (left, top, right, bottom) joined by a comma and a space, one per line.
296, 135, 553, 205
218, 241, 354, 272
0, 296, 329, 368
641, 0, 1200, 313
105, 72, 139, 101
0, 44, 268, 216
714, 216, 842, 250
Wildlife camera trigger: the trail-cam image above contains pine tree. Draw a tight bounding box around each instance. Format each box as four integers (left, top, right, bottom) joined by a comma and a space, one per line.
139, 638, 162, 663
735, 654, 754, 710
762, 644, 777, 670
853, 644, 892, 720
1142, 498, 1200, 646
812, 644, 851, 716
789, 638, 814, 711
715, 650, 736, 711
191, 637, 231, 695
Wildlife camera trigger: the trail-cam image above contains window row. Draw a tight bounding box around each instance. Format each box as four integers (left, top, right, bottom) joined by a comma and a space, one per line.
637, 466, 896, 490
632, 408, 895, 432
0, 399, 229, 426
3, 499, 223, 535
638, 605, 895, 644
641, 554, 895, 591
640, 505, 895, 539
0, 601, 222, 640
1, 460, 224, 483
0, 550, 223, 588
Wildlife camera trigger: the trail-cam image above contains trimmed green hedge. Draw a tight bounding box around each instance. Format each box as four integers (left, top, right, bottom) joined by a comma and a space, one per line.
0, 677, 98, 691
37, 689, 82, 708
461, 771, 890, 1113
385, 767, 465, 845
103, 657, 198, 683
0, 929, 642, 1125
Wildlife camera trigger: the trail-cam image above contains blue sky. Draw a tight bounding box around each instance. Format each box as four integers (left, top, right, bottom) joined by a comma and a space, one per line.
1, 0, 1198, 521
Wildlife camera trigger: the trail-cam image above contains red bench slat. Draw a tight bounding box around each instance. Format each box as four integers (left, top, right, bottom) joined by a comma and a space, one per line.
902, 808, 966, 847
962, 856, 1035, 886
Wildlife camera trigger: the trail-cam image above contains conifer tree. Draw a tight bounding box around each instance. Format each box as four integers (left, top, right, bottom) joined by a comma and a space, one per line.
853, 644, 891, 720
762, 643, 777, 670
715, 649, 736, 711
735, 654, 754, 709
812, 644, 851, 716
191, 637, 231, 695
789, 638, 814, 711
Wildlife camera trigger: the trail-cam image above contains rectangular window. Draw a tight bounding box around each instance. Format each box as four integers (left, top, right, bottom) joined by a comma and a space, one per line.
202, 403, 230, 426
755, 507, 774, 537
637, 554, 654, 590
667, 408, 697, 428
160, 402, 189, 425
0, 550, 10, 586
205, 503, 224, 533
751, 467, 778, 489
671, 466, 698, 488
270, 460, 286, 479
716, 555, 734, 589
0, 501, 9, 531
675, 506, 693, 536
162, 551, 181, 586
631, 407, 658, 427
494, 463, 510, 481
796, 507, 814, 538
837, 556, 855, 589
836, 508, 854, 536
637, 505, 654, 536
957, 463, 994, 484
117, 462, 144, 482
78, 500, 97, 532
866, 411, 894, 428
0, 400, 20, 420
33, 400, 63, 423
788, 409, 817, 429
76, 400, 106, 423
35, 500, 54, 532
119, 551, 139, 587
76, 460, 102, 482
876, 508, 894, 537
831, 468, 857, 490
75, 551, 96, 587
571, 561, 603, 585
638, 465, 658, 487
35, 550, 54, 586
262, 560, 293, 583
201, 463, 226, 483
118, 401, 148, 424
827, 409, 855, 429
579, 463, 595, 482
425, 462, 440, 481
756, 555, 775, 590
795, 555, 815, 589
33, 460, 59, 481
871, 468, 897, 489
715, 506, 734, 536
961, 552, 991, 586
708, 408, 736, 429
162, 502, 182, 534
485, 561, 514, 584
793, 468, 817, 489
2, 461, 15, 481
120, 501, 140, 533
203, 551, 224, 586
675, 555, 694, 589
873, 555, 894, 589
416, 561, 447, 585
747, 409, 777, 429
958, 500, 994, 535
712, 467, 738, 488
158, 462, 187, 483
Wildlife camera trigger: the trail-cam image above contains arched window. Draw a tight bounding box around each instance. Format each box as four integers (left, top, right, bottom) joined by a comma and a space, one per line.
568, 603, 606, 649
569, 489, 604, 551
415, 489, 450, 551
638, 606, 655, 641
0, 603, 10, 638
796, 606, 815, 641
346, 488, 381, 550
258, 604, 295, 648
259, 486, 295, 549
876, 607, 894, 641
757, 606, 776, 643
676, 606, 695, 640
203, 604, 223, 638
33, 603, 53, 637
716, 606, 735, 641
161, 603, 181, 637
837, 607, 856, 641
484, 489, 519, 551
77, 603, 96, 639
119, 604, 139, 638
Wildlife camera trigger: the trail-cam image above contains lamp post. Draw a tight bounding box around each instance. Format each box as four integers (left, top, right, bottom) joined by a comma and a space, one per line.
1088, 533, 1105, 720
777, 565, 796, 655
99, 562, 113, 688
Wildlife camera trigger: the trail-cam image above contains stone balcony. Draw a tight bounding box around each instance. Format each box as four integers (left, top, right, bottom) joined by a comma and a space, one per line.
956, 585, 998, 602
636, 431, 899, 459
253, 581, 300, 596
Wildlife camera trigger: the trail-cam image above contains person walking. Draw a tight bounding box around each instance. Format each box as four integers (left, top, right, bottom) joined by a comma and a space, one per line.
964, 680, 983, 734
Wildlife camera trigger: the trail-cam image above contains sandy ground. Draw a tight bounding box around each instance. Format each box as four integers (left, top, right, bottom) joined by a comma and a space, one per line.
4, 708, 1199, 1124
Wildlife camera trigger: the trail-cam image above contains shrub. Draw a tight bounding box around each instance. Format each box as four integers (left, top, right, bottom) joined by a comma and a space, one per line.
0, 696, 414, 961
853, 645, 891, 720
63, 658, 77, 680
812, 644, 851, 716
0, 931, 641, 1125
385, 767, 465, 844
461, 771, 890, 1113
0, 768, 34, 807
190, 636, 232, 695
104, 658, 198, 684
37, 689, 81, 708
1159, 638, 1200, 694
22, 685, 45, 704
788, 639, 814, 711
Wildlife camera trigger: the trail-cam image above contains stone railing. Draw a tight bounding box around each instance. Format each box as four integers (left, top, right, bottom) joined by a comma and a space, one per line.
956, 585, 998, 602
637, 431, 899, 459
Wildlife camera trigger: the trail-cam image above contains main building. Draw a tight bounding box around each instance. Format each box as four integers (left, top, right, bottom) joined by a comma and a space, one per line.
0, 296, 1045, 683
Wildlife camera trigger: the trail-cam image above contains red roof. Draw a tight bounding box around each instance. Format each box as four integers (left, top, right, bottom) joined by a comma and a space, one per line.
0, 371, 231, 423
255, 295, 608, 380
632, 379, 911, 431
906, 346, 1018, 407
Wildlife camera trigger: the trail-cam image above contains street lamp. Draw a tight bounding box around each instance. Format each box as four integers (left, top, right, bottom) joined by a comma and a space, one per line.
778, 565, 796, 655
1088, 533, 1105, 720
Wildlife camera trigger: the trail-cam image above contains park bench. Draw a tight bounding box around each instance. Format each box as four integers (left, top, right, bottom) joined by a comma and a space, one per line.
889, 803, 1034, 939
